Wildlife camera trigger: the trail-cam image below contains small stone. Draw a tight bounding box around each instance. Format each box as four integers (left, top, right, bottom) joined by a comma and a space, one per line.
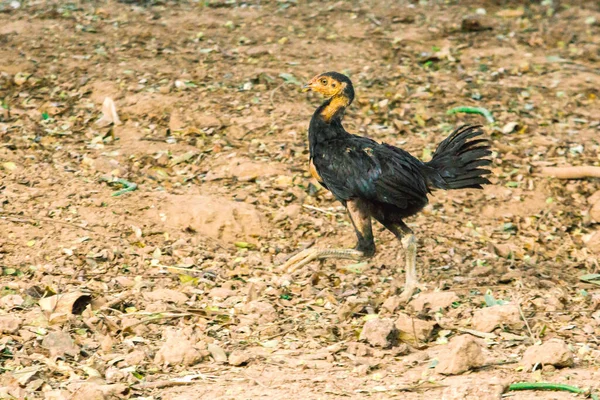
354, 364, 370, 376
584, 231, 600, 254
395, 313, 435, 342
228, 350, 251, 366
207, 343, 228, 363
359, 318, 397, 348
590, 201, 600, 222
381, 296, 402, 314
587, 190, 600, 205
471, 304, 522, 332
522, 340, 574, 369
0, 315, 22, 334
272, 204, 302, 223
409, 292, 459, 312
435, 335, 485, 375
154, 328, 202, 366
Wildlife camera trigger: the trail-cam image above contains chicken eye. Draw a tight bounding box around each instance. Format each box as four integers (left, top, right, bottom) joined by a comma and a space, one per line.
320, 79, 328, 85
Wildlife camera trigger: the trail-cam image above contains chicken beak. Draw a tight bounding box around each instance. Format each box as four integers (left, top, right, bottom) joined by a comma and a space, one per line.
301, 83, 312, 93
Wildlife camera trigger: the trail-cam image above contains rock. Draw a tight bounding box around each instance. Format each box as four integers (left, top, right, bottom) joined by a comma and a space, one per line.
193, 114, 222, 129
590, 201, 600, 222
228, 350, 251, 366
147, 194, 267, 242
154, 328, 202, 366
471, 304, 522, 332
522, 340, 574, 369
395, 313, 435, 342
243, 301, 278, 323
42, 331, 80, 359
409, 292, 459, 312
359, 318, 397, 348
491, 243, 513, 258
272, 204, 302, 223
0, 315, 22, 334
381, 296, 402, 314
435, 335, 485, 375
588, 190, 600, 205
143, 289, 188, 305
207, 343, 228, 363
584, 231, 600, 254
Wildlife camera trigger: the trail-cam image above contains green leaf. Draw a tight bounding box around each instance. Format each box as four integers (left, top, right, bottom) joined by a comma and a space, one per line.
179, 274, 199, 285
484, 293, 497, 307
580, 274, 600, 286
234, 241, 255, 249
41, 112, 49, 120
278, 73, 301, 85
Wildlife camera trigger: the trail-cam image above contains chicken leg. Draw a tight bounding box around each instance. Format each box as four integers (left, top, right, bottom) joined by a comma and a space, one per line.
280, 199, 375, 273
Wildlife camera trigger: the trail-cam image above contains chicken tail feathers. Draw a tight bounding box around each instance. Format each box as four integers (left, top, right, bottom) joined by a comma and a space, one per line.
425, 124, 492, 190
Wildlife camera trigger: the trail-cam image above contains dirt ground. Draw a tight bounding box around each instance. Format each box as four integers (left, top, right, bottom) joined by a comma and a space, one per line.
1, 0, 600, 399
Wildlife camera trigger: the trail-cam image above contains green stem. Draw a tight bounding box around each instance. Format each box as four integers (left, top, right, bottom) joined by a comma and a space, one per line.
446, 106, 495, 123
100, 177, 138, 197
111, 179, 138, 197
508, 382, 599, 400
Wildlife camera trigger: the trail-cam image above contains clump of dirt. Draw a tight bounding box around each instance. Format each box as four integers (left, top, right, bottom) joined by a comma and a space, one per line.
1, 0, 599, 399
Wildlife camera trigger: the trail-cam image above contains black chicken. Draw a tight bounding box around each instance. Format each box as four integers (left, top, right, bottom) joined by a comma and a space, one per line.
282, 72, 492, 302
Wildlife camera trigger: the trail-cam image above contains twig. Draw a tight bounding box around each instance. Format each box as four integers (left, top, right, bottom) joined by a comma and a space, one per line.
280, 240, 316, 263
132, 373, 216, 390
446, 106, 494, 123
1, 212, 94, 232
302, 204, 342, 216
96, 290, 134, 312
539, 166, 600, 179
122, 312, 192, 330
269, 82, 286, 107
513, 295, 535, 342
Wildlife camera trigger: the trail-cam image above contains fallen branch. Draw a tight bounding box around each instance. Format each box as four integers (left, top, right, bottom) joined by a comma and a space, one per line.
540, 166, 600, 179
508, 382, 599, 400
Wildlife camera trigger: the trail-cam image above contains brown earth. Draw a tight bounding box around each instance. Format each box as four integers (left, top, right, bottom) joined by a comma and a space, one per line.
1, 0, 600, 399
